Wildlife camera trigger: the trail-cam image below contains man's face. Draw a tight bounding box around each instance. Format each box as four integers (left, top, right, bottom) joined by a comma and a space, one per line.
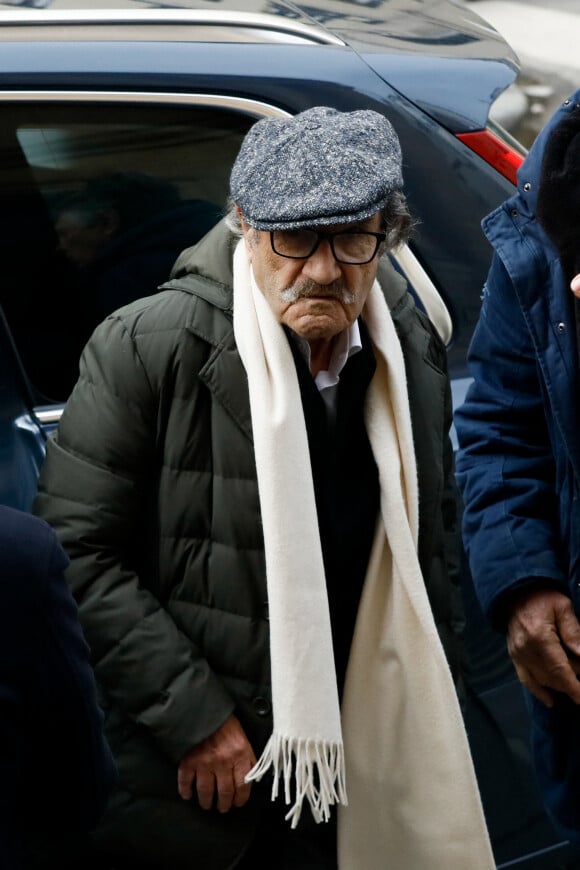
55, 208, 117, 268
241, 212, 384, 342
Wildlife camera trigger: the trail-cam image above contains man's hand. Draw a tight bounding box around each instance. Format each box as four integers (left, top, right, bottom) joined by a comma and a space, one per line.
177, 714, 257, 812
507, 588, 580, 706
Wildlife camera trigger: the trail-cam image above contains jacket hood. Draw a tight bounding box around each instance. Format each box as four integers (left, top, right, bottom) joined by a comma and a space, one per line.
515, 90, 580, 216
170, 217, 239, 288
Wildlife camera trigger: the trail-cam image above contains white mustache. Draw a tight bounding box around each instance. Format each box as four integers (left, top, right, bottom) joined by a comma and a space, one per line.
280, 280, 355, 305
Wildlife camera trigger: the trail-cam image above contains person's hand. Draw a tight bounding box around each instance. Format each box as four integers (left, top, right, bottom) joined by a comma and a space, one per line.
506, 588, 580, 706
177, 714, 257, 812
571, 274, 580, 298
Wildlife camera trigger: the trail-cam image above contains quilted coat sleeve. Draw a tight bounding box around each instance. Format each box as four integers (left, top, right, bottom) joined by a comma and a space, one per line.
34, 311, 235, 764
454, 253, 568, 627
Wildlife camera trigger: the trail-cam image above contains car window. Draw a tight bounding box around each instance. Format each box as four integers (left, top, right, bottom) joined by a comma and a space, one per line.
0, 102, 255, 404
1, 98, 452, 412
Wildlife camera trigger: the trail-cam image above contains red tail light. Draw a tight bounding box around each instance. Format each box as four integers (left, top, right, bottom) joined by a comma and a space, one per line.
456, 129, 524, 185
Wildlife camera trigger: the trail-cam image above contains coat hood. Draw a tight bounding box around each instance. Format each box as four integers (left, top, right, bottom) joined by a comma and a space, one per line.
170, 218, 239, 289
514, 90, 580, 218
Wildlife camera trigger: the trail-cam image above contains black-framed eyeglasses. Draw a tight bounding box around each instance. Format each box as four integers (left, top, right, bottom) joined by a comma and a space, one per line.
270, 228, 387, 265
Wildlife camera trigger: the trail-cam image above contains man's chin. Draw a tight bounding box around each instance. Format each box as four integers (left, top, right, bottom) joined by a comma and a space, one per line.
286, 310, 348, 342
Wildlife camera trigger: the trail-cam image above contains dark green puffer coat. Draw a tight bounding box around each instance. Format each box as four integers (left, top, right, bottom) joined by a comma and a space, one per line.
34, 219, 462, 869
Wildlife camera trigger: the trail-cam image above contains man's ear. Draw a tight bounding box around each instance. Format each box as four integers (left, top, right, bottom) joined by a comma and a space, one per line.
237, 207, 254, 261
237, 207, 250, 233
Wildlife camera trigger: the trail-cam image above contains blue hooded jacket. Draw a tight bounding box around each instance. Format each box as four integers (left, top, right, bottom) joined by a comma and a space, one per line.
455, 90, 580, 845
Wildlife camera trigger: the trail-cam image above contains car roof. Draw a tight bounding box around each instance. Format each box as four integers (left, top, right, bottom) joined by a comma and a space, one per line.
0, 0, 520, 132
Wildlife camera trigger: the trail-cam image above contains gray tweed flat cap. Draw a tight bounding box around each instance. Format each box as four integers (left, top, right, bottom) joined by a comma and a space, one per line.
230, 106, 403, 230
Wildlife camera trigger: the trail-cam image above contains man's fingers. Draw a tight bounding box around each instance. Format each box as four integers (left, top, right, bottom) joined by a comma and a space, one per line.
232, 766, 253, 808
177, 762, 252, 811
215, 761, 254, 811
505, 589, 580, 703
178, 755, 216, 809
214, 769, 236, 813
514, 662, 555, 708
177, 762, 194, 800
511, 645, 580, 705
558, 606, 580, 658
178, 764, 252, 811
195, 768, 216, 811
178, 716, 257, 811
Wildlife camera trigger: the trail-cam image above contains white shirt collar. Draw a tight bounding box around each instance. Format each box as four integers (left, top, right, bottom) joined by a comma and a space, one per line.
290, 319, 362, 392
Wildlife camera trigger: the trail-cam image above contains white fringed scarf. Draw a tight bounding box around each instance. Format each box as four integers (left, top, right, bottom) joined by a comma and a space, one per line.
232, 239, 495, 869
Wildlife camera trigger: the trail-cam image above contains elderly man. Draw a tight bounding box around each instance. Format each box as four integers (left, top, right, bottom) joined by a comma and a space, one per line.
34, 106, 493, 870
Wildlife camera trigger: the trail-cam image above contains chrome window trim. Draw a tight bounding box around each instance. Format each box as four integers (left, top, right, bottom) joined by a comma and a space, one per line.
14, 89, 289, 425
31, 407, 64, 426
0, 90, 293, 119
0, 9, 345, 46
10, 90, 450, 427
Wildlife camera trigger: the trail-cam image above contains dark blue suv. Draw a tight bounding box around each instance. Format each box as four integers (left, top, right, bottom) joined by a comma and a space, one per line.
0, 2, 576, 867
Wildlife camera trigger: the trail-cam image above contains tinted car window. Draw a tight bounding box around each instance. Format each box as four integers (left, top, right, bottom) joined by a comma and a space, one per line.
0, 103, 254, 402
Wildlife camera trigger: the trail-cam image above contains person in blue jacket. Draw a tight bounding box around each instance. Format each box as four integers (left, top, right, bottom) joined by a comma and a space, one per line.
455, 90, 580, 844
0, 505, 117, 869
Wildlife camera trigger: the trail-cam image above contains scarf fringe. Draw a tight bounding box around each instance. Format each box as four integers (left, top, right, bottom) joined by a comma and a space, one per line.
245, 733, 347, 828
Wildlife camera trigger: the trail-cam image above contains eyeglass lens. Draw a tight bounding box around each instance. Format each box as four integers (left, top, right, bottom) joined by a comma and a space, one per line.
271, 229, 383, 264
